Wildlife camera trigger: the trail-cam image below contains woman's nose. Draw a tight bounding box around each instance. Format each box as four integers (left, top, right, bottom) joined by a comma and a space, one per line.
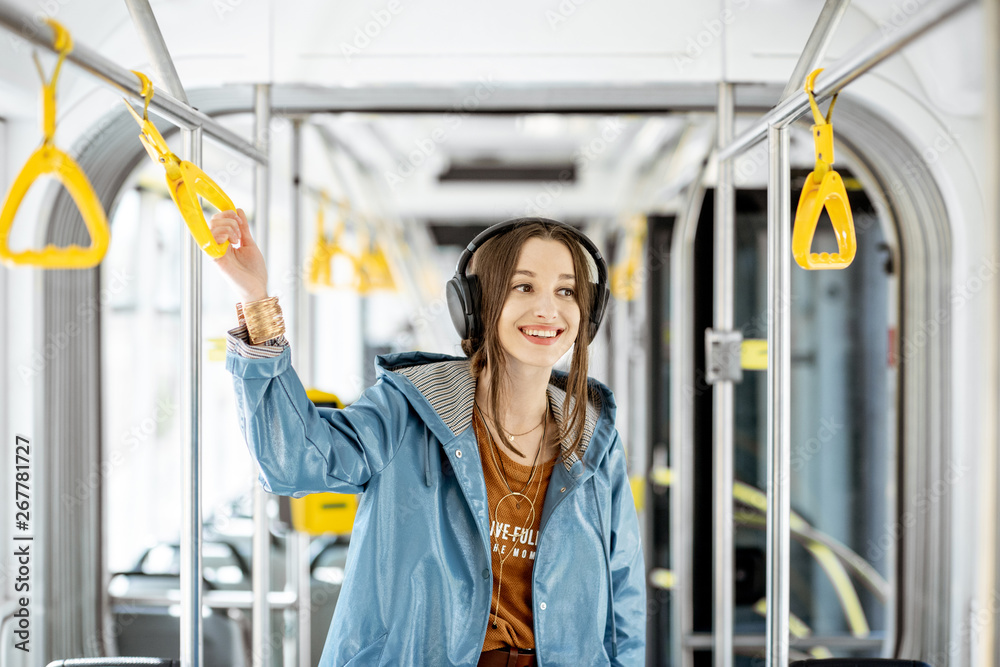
532, 290, 558, 319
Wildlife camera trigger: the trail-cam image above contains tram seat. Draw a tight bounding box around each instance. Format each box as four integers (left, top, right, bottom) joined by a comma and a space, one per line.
790, 660, 933, 666
109, 573, 247, 666
46, 660, 180, 667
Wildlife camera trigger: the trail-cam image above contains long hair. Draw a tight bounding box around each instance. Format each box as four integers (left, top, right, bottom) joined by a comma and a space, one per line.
460, 220, 596, 458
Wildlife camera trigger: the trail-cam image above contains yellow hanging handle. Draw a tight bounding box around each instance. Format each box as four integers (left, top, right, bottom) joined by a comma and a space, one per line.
357, 224, 396, 294
307, 192, 335, 289
124, 71, 231, 259
0, 19, 111, 269
792, 68, 856, 271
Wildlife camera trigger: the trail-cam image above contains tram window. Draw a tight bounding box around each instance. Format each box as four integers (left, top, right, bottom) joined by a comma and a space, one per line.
733, 182, 892, 642
102, 149, 259, 575
648, 164, 896, 662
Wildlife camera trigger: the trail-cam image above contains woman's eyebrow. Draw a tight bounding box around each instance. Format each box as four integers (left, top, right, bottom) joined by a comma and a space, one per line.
514, 269, 576, 281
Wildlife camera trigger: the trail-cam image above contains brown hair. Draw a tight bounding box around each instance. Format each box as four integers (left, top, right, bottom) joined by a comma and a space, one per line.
460, 220, 596, 458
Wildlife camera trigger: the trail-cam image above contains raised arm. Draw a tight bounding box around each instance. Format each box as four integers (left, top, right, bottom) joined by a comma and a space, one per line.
210, 209, 408, 495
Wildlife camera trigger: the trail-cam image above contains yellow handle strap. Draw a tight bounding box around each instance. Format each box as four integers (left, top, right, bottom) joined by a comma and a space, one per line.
124, 71, 232, 259
33, 19, 73, 144
0, 147, 110, 268
167, 162, 232, 259
792, 68, 856, 270
0, 20, 111, 269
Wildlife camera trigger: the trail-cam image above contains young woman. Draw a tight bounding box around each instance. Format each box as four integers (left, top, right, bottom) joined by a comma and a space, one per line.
209, 211, 646, 666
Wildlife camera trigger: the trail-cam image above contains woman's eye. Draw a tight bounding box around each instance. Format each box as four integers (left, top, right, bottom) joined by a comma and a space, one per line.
513, 284, 532, 293
558, 287, 575, 297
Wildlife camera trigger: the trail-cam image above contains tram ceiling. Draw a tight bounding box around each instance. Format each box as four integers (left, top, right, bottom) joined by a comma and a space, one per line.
301, 112, 688, 223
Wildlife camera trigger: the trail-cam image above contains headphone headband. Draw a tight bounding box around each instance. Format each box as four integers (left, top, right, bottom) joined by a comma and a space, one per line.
455, 217, 608, 286
446, 217, 610, 342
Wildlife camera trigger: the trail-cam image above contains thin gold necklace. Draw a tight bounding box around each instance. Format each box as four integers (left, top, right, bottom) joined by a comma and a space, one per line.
479, 405, 546, 459
475, 402, 543, 500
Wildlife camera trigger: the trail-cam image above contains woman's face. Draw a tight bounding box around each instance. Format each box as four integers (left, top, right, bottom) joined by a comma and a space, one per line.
496, 237, 582, 374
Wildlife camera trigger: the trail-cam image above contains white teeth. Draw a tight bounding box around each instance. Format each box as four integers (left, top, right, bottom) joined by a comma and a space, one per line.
522, 328, 558, 338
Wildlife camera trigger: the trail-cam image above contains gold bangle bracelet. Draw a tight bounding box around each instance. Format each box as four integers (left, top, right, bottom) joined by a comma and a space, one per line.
241, 296, 285, 344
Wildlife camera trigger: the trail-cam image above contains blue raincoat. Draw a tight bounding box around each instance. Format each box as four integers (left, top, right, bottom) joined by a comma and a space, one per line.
226, 348, 646, 666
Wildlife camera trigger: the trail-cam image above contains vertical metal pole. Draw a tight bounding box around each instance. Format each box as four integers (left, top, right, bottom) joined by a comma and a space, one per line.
712, 82, 735, 667
765, 123, 791, 667
288, 118, 313, 667
252, 83, 272, 667
671, 162, 710, 667
983, 3, 1000, 666
180, 126, 204, 667
122, 0, 189, 105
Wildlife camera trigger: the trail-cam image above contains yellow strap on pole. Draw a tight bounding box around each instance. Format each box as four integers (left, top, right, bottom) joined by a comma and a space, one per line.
124, 71, 231, 259
356, 223, 396, 294
792, 68, 856, 271
610, 214, 647, 301
0, 19, 111, 269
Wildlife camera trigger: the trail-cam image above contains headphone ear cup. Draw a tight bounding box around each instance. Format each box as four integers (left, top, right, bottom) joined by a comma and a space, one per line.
589, 284, 610, 340
465, 274, 482, 340
446, 275, 471, 340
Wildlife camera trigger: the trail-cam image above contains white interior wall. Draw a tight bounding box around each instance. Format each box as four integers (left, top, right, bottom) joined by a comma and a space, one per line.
0, 0, 992, 660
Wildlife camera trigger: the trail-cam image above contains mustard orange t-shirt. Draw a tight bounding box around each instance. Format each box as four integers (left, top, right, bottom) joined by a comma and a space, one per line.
474, 410, 558, 652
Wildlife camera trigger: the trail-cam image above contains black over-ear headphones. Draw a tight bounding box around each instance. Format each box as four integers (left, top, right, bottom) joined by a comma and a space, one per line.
445, 217, 610, 343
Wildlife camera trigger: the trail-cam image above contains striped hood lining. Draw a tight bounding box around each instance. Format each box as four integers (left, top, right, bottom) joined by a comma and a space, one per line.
391, 359, 601, 471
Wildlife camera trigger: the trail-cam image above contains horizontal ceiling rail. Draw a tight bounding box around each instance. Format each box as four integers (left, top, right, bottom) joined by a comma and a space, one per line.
0, 2, 266, 164
720, 0, 975, 160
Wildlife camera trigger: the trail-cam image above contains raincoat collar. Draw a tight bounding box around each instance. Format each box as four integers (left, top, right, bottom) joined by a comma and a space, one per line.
374, 351, 616, 473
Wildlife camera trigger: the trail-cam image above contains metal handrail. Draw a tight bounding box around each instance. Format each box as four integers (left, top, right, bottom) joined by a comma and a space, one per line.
720, 0, 975, 159
0, 2, 265, 163
778, 0, 852, 103
110, 590, 297, 611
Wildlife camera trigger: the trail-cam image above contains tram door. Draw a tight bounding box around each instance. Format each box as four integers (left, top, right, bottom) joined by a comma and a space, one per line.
647, 179, 896, 665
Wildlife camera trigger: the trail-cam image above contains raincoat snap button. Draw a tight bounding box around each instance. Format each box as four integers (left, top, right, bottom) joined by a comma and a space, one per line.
539, 602, 547, 610
456, 450, 462, 458
482, 568, 489, 579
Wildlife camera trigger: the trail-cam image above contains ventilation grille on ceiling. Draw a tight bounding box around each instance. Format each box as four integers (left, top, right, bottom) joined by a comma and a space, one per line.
438, 161, 577, 183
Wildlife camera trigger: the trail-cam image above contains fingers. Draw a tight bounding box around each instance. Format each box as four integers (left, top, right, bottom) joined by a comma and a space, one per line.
235, 208, 256, 247
209, 218, 241, 247
209, 209, 257, 251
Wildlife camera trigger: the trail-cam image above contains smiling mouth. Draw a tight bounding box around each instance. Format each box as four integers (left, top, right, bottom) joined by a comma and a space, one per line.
519, 327, 563, 339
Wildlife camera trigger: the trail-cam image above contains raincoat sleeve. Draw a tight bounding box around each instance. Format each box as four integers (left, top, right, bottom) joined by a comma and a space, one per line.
605, 432, 647, 665
225, 340, 409, 497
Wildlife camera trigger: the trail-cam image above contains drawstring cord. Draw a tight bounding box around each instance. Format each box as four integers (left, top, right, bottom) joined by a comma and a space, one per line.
424, 438, 432, 487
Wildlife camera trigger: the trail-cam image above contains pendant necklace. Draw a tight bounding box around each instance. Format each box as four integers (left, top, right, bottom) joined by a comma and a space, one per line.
475, 405, 549, 631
